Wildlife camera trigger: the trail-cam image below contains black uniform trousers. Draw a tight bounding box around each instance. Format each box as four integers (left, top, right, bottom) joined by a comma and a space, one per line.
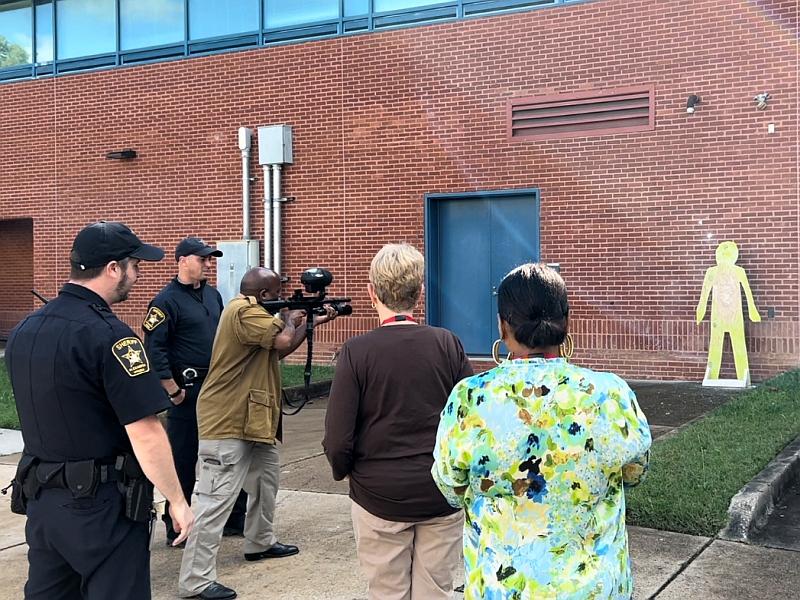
163, 382, 247, 540
25, 482, 150, 600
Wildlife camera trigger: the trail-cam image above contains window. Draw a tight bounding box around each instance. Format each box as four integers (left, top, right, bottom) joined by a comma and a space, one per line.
374, 0, 438, 12
508, 87, 654, 140
344, 0, 368, 17
0, 0, 588, 78
56, 0, 115, 60
120, 0, 183, 51
264, 0, 338, 29
34, 0, 52, 63
189, 0, 258, 41
0, 1, 32, 68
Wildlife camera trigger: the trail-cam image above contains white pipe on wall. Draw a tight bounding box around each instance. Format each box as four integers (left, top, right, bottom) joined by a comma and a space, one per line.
271, 164, 282, 275
262, 165, 272, 269
237, 127, 253, 240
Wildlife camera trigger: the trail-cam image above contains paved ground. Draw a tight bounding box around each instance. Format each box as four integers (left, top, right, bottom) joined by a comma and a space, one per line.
1, 382, 798, 599
751, 480, 800, 553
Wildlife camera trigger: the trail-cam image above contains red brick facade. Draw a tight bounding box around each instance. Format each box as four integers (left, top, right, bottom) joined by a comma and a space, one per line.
0, 219, 34, 336
0, 0, 797, 381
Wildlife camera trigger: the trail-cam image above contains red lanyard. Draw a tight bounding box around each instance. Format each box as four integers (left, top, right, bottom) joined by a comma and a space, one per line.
515, 353, 559, 359
381, 315, 418, 325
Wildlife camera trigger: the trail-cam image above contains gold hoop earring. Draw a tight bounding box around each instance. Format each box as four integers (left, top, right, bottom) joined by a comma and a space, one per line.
492, 339, 510, 365
371, 302, 376, 309
560, 333, 574, 360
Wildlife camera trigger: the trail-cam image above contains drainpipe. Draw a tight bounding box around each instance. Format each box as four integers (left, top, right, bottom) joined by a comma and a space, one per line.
262, 164, 272, 269
271, 164, 283, 275
237, 127, 253, 240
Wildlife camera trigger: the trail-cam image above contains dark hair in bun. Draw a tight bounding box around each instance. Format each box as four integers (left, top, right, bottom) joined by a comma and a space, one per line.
497, 263, 569, 348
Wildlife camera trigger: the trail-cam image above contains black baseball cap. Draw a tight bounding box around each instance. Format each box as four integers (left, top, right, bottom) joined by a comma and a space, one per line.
175, 237, 223, 261
70, 221, 165, 270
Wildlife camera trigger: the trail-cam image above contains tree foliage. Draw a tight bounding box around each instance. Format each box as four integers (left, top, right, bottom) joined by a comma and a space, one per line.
0, 35, 30, 68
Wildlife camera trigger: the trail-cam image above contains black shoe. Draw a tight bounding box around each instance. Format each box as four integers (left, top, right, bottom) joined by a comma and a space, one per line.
244, 542, 299, 561
222, 525, 244, 537
191, 582, 237, 600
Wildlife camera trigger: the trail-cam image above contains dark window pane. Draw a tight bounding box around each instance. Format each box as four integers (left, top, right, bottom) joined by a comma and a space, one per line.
265, 0, 338, 29
35, 1, 53, 63
121, 0, 183, 51
374, 0, 438, 11
344, 0, 368, 17
189, 0, 258, 41
0, 1, 32, 68
56, 0, 115, 60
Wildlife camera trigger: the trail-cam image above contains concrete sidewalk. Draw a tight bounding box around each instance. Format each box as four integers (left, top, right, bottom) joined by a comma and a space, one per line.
0, 385, 798, 599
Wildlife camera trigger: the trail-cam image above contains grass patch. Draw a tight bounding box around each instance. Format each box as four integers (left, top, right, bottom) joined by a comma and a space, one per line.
0, 360, 18, 429
0, 360, 334, 430
626, 370, 800, 537
280, 364, 335, 388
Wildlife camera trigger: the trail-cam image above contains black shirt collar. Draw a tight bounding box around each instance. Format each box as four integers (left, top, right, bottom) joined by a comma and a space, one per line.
173, 277, 206, 292
59, 283, 110, 308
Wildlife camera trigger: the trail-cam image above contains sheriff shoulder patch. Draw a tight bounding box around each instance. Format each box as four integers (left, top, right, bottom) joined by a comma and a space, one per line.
142, 306, 166, 332
112, 337, 151, 377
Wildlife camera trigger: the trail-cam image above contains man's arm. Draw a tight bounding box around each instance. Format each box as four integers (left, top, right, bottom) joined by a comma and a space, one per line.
142, 298, 185, 404
274, 310, 307, 359
125, 415, 194, 545
274, 307, 336, 359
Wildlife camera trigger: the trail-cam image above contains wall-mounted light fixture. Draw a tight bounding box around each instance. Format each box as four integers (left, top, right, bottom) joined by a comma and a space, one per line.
754, 92, 771, 110
105, 149, 137, 160
686, 94, 701, 114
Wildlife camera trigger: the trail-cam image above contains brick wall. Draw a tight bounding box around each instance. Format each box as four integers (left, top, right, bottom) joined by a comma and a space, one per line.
0, 0, 797, 380
0, 219, 34, 338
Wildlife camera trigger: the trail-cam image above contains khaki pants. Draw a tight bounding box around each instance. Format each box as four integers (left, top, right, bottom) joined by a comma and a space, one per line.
178, 439, 280, 597
351, 501, 463, 600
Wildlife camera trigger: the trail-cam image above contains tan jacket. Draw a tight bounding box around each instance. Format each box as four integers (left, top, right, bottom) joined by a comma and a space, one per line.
197, 295, 285, 443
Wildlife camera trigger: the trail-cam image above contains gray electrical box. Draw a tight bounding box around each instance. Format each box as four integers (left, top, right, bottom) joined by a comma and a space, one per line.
216, 240, 261, 306
258, 125, 293, 165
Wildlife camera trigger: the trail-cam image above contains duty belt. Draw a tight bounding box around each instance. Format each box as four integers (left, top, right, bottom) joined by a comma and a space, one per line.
25, 459, 122, 500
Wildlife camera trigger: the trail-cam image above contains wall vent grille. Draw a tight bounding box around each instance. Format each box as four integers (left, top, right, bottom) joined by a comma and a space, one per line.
508, 87, 654, 140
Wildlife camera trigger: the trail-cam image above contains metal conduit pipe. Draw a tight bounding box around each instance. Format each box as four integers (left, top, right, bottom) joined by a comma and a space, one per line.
271, 164, 283, 275
237, 127, 253, 240
262, 164, 272, 269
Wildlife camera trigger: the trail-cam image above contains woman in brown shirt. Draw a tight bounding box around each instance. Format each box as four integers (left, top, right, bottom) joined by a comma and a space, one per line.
323, 242, 473, 600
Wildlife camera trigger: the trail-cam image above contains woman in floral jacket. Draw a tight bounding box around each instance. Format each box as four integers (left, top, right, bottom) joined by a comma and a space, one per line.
433, 263, 651, 600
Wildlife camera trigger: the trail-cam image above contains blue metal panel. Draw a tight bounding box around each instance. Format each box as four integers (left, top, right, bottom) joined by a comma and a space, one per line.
436, 197, 493, 355
490, 194, 540, 287
426, 189, 540, 356
188, 33, 258, 54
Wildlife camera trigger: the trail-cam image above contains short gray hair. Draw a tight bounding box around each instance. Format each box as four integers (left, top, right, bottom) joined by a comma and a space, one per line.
369, 243, 424, 312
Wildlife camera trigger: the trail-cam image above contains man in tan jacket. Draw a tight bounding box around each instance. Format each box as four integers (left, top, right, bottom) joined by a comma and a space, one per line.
178, 267, 336, 600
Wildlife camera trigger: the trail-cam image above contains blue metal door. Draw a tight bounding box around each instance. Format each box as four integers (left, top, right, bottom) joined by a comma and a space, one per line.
425, 190, 540, 356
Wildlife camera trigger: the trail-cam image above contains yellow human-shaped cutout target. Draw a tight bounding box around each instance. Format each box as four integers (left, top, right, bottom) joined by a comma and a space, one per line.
696, 241, 761, 384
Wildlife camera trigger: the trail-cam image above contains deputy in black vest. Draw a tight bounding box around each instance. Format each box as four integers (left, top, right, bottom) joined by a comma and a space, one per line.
143, 237, 246, 544
5, 221, 194, 600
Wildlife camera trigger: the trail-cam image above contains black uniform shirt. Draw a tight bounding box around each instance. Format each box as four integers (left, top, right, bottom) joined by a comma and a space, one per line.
5, 283, 172, 463
142, 278, 223, 379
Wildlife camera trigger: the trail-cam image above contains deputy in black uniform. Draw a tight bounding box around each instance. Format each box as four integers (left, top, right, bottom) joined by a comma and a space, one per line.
5, 221, 194, 600
143, 237, 246, 544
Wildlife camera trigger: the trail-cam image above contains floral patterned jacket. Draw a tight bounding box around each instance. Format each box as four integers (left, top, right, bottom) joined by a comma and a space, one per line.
433, 358, 651, 600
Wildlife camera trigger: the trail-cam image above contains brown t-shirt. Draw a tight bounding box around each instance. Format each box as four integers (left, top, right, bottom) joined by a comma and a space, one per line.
323, 324, 473, 522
